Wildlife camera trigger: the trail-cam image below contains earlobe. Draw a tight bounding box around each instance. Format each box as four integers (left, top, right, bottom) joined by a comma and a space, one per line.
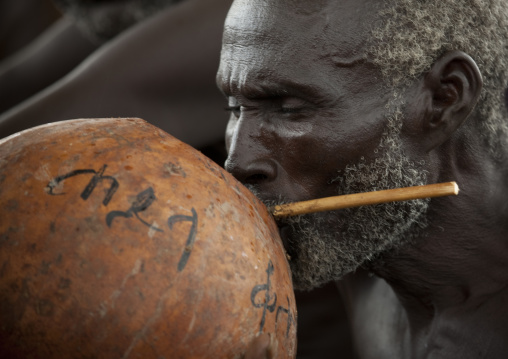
420, 51, 483, 152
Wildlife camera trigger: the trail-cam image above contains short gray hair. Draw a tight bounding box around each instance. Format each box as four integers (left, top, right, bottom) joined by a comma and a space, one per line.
368, 0, 508, 158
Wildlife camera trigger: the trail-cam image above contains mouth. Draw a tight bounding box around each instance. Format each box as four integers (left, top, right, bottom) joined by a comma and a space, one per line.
274, 219, 298, 263
243, 184, 298, 254
277, 223, 291, 250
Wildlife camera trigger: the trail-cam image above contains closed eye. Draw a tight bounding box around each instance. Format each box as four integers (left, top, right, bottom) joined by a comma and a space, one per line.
224, 105, 241, 118
224, 95, 311, 119
225, 97, 241, 118
279, 106, 304, 114
277, 96, 309, 116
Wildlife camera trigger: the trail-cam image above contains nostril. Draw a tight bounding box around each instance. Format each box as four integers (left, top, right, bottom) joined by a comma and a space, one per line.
244, 173, 268, 184
225, 156, 277, 185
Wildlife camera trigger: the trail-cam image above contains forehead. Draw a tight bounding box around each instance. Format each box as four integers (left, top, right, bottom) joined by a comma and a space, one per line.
219, 0, 380, 85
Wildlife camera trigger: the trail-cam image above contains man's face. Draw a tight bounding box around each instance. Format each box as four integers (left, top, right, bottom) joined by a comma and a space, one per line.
217, 0, 429, 289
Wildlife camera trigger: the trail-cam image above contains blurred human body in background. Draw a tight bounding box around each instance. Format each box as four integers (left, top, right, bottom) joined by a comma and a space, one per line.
0, 0, 61, 61
0, 0, 229, 153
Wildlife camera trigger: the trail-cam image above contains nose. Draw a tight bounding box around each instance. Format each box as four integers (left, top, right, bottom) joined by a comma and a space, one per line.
224, 117, 277, 186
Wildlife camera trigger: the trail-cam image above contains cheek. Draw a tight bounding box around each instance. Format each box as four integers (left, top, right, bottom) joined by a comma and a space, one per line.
225, 116, 237, 153
278, 113, 389, 186
328, 108, 389, 162
274, 128, 342, 187
274, 120, 314, 139
335, 121, 387, 159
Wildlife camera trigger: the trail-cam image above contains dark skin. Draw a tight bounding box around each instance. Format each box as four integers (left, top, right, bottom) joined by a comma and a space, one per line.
218, 0, 508, 357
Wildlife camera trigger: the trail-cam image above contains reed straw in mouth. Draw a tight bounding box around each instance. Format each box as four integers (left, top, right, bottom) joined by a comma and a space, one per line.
270, 181, 459, 218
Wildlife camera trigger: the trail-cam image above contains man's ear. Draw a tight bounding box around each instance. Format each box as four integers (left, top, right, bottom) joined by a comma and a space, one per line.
419, 50, 483, 152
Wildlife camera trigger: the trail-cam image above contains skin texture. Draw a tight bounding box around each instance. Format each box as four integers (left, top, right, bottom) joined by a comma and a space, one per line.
219, 0, 429, 291
218, 0, 508, 357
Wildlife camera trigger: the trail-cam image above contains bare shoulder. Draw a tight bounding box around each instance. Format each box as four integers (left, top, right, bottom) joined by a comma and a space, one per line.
337, 271, 410, 359
338, 273, 508, 359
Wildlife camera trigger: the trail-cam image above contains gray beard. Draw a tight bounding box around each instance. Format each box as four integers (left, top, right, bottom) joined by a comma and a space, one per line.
54, 0, 182, 43
258, 107, 430, 291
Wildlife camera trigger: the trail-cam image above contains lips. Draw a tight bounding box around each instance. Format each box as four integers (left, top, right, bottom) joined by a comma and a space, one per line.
278, 223, 291, 250
242, 183, 299, 253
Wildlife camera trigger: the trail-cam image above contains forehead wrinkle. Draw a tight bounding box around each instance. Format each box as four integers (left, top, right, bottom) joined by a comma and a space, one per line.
220, 38, 279, 85
219, 43, 353, 103
225, 0, 374, 68
222, 26, 287, 52
224, 0, 337, 49
219, 0, 379, 97
222, 57, 345, 105
218, 46, 276, 97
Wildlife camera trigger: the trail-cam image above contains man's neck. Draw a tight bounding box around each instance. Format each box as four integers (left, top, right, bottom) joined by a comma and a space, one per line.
340, 125, 508, 358
370, 147, 508, 334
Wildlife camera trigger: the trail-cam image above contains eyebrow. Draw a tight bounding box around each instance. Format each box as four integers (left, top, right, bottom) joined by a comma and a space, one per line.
219, 74, 331, 104
250, 80, 325, 101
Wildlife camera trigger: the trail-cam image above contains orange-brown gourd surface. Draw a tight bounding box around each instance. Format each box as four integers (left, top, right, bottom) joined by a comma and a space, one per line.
0, 118, 296, 359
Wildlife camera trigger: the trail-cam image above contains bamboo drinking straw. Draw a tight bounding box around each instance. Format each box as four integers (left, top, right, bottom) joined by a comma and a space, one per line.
271, 181, 459, 218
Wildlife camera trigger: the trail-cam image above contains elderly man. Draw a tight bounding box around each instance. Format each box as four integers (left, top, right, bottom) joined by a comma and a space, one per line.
217, 0, 508, 357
